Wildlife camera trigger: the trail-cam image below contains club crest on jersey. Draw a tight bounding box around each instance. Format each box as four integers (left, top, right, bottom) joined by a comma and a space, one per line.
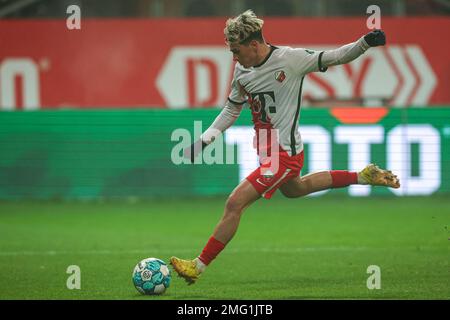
275, 70, 286, 83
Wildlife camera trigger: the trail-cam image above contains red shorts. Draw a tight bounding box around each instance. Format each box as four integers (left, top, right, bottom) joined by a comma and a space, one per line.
246, 151, 304, 199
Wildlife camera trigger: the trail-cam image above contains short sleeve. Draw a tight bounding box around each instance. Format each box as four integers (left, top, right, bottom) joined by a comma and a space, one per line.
286, 48, 328, 75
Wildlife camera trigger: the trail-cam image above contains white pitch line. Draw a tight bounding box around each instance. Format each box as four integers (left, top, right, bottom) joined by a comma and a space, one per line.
1, 246, 445, 257
0, 246, 407, 257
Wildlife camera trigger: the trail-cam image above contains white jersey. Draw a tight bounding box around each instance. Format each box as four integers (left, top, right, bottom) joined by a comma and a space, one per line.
228, 45, 328, 157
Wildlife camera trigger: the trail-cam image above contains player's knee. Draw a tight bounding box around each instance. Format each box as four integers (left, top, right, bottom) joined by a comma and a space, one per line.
225, 194, 245, 215
280, 183, 309, 198
281, 190, 299, 198
281, 188, 305, 198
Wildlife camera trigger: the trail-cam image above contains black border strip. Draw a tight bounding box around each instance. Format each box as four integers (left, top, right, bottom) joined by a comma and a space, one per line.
227, 97, 246, 105
318, 51, 328, 72
290, 76, 305, 156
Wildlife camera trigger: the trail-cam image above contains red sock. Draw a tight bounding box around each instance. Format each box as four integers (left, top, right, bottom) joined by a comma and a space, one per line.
330, 170, 358, 188
198, 236, 226, 266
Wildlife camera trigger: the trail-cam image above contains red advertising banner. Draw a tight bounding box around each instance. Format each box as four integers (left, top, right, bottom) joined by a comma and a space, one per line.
0, 18, 449, 109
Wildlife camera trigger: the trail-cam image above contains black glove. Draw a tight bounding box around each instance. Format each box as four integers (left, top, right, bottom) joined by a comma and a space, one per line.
184, 140, 208, 163
364, 30, 386, 47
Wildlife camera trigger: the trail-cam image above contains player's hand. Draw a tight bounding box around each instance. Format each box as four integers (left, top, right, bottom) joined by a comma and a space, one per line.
184, 140, 207, 163
364, 30, 386, 47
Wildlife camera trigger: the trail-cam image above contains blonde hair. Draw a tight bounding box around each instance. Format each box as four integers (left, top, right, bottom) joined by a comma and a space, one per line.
224, 10, 264, 45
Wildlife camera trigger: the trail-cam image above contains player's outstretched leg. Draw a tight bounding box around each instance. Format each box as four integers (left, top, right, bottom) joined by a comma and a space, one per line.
171, 180, 260, 285
280, 164, 400, 198
359, 164, 400, 188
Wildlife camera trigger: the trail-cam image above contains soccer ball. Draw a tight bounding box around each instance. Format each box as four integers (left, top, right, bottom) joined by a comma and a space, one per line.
132, 257, 171, 295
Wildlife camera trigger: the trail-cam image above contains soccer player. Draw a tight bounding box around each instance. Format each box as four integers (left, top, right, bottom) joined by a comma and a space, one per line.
170, 10, 400, 284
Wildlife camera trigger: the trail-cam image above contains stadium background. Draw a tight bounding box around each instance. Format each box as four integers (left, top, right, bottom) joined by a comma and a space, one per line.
0, 0, 449, 300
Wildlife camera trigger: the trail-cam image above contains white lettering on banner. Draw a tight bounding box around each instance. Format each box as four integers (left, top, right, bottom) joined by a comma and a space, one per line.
0, 58, 40, 110
156, 46, 436, 108
404, 46, 437, 106
301, 126, 332, 196
387, 124, 441, 196
335, 126, 384, 196
387, 47, 417, 106
156, 47, 233, 109
226, 125, 441, 196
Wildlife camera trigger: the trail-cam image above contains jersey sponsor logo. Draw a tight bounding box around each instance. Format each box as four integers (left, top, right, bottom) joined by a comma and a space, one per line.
274, 70, 286, 83
250, 91, 277, 124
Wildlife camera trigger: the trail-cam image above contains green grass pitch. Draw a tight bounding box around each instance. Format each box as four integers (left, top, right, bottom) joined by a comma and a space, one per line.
0, 195, 449, 300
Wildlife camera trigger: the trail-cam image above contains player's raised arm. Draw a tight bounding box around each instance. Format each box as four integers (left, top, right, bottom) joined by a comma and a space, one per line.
320, 29, 386, 68
289, 29, 386, 75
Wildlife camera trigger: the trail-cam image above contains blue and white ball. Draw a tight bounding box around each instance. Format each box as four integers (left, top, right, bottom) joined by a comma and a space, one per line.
132, 258, 171, 295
